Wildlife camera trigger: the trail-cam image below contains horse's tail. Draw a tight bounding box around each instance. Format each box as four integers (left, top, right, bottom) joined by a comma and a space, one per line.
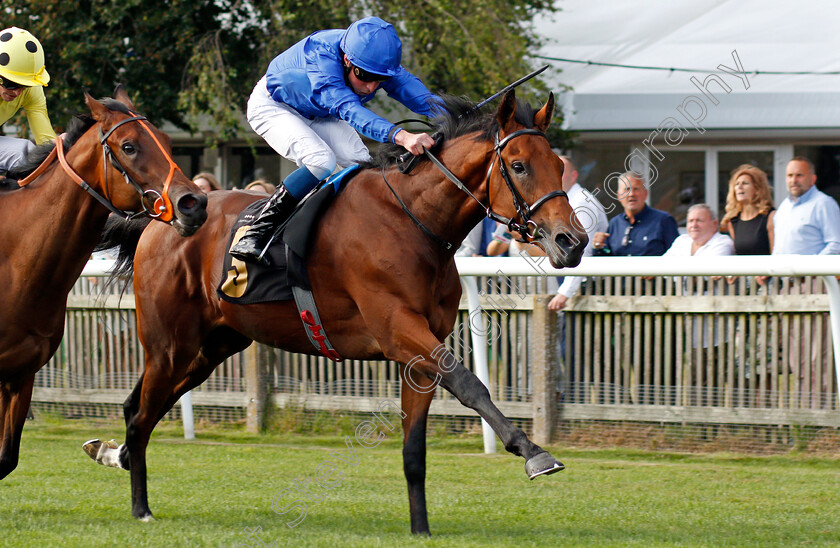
95, 215, 152, 285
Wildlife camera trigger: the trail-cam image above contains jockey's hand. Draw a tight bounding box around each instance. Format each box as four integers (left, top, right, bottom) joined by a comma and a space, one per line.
395, 130, 435, 156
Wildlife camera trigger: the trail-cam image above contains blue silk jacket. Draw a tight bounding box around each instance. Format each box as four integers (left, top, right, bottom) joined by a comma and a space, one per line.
265, 29, 441, 144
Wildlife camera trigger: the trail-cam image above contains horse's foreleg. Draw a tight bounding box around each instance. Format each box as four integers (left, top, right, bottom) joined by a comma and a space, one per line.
0, 375, 35, 480
390, 323, 562, 479
434, 353, 563, 477
84, 366, 196, 518
121, 330, 249, 520
400, 369, 436, 536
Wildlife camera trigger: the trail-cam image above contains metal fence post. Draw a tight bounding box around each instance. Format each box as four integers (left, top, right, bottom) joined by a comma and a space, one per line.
531, 294, 558, 445
460, 276, 497, 454
179, 392, 195, 440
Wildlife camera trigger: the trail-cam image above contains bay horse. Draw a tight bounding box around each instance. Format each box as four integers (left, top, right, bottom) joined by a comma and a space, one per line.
86, 90, 587, 533
0, 87, 207, 481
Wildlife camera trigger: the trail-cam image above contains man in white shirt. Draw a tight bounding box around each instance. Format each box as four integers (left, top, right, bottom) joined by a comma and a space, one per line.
548, 156, 609, 310
664, 204, 734, 257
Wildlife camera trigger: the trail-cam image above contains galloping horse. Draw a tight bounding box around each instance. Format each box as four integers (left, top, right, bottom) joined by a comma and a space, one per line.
86, 90, 587, 533
0, 88, 207, 480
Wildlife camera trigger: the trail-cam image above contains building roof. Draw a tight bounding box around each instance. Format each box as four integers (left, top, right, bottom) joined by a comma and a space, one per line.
536, 0, 840, 131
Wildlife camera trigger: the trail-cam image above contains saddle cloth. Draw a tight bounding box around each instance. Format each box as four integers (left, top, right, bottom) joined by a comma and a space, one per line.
217, 164, 361, 304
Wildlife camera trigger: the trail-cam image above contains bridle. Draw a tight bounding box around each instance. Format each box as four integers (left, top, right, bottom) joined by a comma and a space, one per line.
484, 128, 567, 239
19, 113, 182, 222
384, 126, 567, 249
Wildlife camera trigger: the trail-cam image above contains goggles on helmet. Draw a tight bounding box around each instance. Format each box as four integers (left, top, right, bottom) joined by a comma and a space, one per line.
0, 76, 26, 90
352, 65, 389, 83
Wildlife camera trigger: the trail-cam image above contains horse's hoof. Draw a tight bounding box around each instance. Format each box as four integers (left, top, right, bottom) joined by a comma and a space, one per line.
139, 514, 155, 523
525, 451, 565, 479
82, 439, 125, 469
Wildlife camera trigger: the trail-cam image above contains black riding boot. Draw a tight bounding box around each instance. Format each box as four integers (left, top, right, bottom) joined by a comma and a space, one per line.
230, 184, 299, 263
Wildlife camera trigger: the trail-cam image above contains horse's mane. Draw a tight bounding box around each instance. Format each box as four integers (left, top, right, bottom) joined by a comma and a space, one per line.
8, 97, 135, 179
364, 94, 540, 170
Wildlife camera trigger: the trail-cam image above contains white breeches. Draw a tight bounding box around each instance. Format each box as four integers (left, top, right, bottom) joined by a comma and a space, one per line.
247, 76, 371, 180
0, 136, 33, 173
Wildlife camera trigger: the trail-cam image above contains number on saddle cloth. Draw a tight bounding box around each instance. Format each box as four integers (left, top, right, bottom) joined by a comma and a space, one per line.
217, 164, 363, 304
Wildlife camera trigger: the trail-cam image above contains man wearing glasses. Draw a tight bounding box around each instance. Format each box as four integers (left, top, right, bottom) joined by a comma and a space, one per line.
232, 16, 443, 263
592, 172, 679, 256
0, 27, 55, 176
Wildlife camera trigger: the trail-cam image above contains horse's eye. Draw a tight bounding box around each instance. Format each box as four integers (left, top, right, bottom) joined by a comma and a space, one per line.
511, 161, 526, 175
121, 143, 137, 155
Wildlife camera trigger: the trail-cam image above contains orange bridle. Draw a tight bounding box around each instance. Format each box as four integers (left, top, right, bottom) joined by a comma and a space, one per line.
19, 114, 183, 222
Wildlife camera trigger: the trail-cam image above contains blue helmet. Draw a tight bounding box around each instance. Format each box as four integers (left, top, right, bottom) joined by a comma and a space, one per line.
340, 17, 402, 78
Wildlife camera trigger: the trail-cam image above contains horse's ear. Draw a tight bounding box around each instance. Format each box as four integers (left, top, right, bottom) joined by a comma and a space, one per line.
84, 90, 109, 122
113, 85, 137, 111
496, 89, 517, 131
533, 92, 555, 132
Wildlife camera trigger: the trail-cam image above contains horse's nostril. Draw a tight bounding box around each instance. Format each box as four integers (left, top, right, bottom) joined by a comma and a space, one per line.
177, 194, 200, 214
555, 232, 572, 249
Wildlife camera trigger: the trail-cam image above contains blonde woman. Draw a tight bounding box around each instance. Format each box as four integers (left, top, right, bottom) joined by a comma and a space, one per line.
245, 179, 276, 194
720, 164, 775, 255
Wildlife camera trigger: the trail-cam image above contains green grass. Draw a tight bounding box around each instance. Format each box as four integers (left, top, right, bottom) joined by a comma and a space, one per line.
1, 417, 839, 547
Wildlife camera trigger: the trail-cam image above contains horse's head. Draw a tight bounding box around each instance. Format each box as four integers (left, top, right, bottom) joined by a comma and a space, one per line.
486, 90, 588, 268
82, 87, 207, 236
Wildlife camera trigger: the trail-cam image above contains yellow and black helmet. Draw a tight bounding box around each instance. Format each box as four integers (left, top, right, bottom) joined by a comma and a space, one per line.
0, 27, 49, 87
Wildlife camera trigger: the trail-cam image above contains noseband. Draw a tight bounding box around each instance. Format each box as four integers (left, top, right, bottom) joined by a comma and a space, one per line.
20, 114, 182, 222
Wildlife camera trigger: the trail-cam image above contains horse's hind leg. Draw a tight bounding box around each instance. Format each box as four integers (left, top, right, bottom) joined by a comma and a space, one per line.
0, 375, 35, 480
400, 369, 436, 536
83, 373, 146, 469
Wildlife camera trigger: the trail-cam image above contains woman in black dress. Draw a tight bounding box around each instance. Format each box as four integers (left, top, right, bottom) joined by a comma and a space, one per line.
720, 165, 775, 285
720, 164, 775, 255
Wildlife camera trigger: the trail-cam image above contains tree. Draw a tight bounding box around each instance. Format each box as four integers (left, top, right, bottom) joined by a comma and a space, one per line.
4, 1, 563, 142
3, 1, 257, 135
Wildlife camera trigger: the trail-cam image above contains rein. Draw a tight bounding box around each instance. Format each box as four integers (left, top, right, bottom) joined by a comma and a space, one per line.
19, 115, 181, 222
383, 127, 567, 250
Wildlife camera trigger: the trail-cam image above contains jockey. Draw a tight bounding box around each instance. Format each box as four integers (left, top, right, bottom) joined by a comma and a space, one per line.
231, 16, 443, 263
0, 27, 55, 174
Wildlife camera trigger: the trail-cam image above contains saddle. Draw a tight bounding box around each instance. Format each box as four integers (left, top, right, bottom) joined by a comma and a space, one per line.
218, 165, 361, 304
217, 165, 362, 361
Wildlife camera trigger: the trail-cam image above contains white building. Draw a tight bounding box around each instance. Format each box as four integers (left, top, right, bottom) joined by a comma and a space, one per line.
536, 0, 840, 223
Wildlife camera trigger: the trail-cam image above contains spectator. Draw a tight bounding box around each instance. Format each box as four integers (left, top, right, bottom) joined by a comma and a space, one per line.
548, 156, 608, 311
773, 156, 840, 256
664, 204, 734, 258
456, 217, 497, 257
245, 179, 277, 194
192, 172, 222, 193
720, 164, 775, 255
663, 204, 733, 405
592, 172, 679, 256
772, 156, 840, 401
